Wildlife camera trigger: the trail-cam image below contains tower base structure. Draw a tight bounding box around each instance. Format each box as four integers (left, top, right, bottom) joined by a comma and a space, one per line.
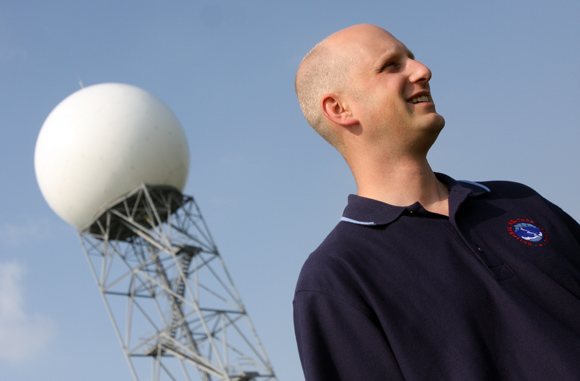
78, 184, 277, 381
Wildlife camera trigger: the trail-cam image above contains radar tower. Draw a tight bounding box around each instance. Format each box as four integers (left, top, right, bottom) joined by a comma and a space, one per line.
35, 83, 277, 380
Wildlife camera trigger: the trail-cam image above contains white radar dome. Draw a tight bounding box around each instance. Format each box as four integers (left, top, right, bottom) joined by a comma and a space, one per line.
35, 83, 190, 228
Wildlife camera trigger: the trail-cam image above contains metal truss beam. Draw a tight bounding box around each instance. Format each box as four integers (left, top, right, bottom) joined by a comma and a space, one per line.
78, 184, 277, 381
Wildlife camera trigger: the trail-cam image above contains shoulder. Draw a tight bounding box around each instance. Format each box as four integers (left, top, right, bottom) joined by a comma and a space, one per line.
294, 221, 373, 307
296, 222, 359, 290
440, 173, 541, 202
460, 179, 580, 233
464, 180, 545, 205
475, 180, 539, 196
457, 179, 553, 215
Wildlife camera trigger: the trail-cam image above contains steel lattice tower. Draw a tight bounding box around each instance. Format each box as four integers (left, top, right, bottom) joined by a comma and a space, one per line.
78, 184, 277, 381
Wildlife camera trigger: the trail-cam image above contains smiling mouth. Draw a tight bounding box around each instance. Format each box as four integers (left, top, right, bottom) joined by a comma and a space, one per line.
409, 95, 432, 104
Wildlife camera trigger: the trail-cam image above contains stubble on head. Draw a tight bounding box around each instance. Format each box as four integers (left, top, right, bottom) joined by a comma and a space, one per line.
295, 32, 360, 150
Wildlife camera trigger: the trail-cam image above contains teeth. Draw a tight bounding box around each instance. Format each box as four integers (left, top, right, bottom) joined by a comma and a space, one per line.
410, 95, 430, 104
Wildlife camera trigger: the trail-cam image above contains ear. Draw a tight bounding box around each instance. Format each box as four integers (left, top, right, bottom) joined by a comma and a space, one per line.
321, 94, 359, 126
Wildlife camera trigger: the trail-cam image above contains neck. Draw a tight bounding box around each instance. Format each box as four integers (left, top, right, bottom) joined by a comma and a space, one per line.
350, 155, 449, 216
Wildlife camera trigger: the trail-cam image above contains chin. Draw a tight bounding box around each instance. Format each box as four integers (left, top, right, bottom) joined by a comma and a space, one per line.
434, 115, 445, 130
425, 113, 445, 131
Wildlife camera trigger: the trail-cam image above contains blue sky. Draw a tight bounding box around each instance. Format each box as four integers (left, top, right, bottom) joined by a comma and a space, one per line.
1, 1, 579, 380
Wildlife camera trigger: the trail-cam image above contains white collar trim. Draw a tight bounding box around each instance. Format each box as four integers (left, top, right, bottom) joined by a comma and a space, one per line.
340, 217, 377, 226
458, 180, 491, 192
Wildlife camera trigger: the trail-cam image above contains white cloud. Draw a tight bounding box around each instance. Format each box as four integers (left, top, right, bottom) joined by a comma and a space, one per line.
0, 261, 54, 362
0, 217, 64, 247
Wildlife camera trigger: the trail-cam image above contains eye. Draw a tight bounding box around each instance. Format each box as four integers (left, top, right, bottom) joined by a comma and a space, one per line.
380, 61, 401, 73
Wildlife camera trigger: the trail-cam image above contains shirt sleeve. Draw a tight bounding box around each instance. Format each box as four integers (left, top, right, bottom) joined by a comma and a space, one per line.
293, 289, 404, 381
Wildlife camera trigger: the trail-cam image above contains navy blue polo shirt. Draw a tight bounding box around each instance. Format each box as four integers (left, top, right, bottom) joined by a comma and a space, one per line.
294, 174, 580, 380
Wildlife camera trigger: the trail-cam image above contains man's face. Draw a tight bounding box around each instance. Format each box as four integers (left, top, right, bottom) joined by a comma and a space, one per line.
343, 27, 445, 150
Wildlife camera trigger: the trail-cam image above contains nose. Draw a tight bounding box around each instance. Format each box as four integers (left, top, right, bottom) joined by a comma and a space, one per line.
408, 59, 432, 83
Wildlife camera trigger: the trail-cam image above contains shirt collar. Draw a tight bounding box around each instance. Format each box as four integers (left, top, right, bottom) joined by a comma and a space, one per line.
341, 173, 490, 226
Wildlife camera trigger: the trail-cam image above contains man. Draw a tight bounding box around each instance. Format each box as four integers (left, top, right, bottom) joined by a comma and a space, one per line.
293, 24, 580, 380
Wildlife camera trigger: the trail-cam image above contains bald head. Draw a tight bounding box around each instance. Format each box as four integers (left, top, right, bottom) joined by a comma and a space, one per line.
295, 24, 397, 148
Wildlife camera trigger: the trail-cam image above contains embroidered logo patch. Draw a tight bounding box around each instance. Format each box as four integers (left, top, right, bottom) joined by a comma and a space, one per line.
507, 218, 549, 246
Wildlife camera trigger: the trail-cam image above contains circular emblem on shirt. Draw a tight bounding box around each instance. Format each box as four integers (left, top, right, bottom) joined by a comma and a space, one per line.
507, 218, 549, 246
